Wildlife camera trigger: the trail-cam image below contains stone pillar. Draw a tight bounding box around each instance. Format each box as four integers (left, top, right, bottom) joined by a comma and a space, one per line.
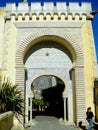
25, 80, 34, 124
63, 92, 66, 122
68, 86, 74, 123
63, 97, 66, 122
16, 66, 25, 124
74, 66, 86, 124
25, 81, 29, 124
63, 84, 74, 124
25, 97, 28, 123
30, 97, 33, 123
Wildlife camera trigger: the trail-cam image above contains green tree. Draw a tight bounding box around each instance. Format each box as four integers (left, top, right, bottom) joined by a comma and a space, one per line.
0, 78, 24, 116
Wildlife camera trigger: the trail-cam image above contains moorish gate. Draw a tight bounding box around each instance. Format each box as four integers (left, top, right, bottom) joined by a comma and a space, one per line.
0, 0, 98, 126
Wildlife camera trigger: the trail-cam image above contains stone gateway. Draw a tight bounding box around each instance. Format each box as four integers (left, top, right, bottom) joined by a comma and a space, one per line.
0, 1, 97, 127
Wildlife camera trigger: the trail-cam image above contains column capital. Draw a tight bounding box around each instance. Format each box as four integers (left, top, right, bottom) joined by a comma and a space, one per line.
70, 65, 84, 72
62, 91, 67, 98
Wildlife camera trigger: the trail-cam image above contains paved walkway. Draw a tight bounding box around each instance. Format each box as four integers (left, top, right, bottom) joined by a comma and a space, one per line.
11, 115, 96, 130
27, 116, 81, 130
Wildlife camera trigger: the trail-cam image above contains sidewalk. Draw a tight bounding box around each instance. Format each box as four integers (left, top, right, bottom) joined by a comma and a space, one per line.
11, 116, 82, 130
28, 116, 81, 130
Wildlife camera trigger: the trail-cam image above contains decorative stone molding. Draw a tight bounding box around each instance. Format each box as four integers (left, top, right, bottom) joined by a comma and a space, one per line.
16, 28, 84, 67
15, 30, 85, 122
25, 68, 73, 123
5, 2, 93, 21
14, 21, 84, 28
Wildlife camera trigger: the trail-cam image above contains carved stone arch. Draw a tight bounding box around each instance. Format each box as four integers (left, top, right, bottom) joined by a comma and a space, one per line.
27, 70, 71, 100
26, 70, 71, 122
27, 71, 68, 98
16, 28, 84, 68
15, 28, 85, 125
28, 71, 68, 87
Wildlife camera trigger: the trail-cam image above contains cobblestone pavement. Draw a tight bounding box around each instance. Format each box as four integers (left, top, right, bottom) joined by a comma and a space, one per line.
27, 116, 81, 130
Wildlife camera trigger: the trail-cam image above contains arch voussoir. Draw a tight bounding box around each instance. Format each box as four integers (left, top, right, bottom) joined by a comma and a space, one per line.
16, 28, 84, 67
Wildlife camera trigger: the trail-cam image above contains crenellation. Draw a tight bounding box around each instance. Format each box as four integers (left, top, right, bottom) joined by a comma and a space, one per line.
56, 2, 67, 11
69, 2, 80, 11
6, 3, 16, 12
6, 12, 88, 21
81, 2, 92, 11
5, 2, 93, 21
18, 3, 29, 11
43, 2, 54, 11
31, 2, 42, 11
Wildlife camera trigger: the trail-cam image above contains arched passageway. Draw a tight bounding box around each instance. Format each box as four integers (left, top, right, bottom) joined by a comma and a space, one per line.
24, 40, 73, 69
15, 31, 85, 125
24, 40, 73, 124
31, 75, 65, 119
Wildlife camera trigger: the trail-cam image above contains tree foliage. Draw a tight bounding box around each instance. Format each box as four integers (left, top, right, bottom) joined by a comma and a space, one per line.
0, 78, 24, 116
32, 98, 49, 107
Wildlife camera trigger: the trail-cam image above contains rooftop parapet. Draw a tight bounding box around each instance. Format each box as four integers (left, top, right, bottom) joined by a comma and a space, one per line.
5, 2, 93, 20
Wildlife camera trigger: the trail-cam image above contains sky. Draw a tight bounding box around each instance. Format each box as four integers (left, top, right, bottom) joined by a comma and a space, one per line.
0, 0, 98, 60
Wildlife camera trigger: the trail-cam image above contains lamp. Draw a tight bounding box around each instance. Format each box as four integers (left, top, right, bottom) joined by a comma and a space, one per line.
94, 79, 98, 105
90, 10, 98, 15
94, 79, 98, 122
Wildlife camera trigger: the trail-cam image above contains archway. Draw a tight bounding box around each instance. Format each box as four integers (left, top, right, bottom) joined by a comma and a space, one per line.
24, 39, 73, 124
31, 75, 65, 119
16, 29, 85, 125
25, 70, 73, 124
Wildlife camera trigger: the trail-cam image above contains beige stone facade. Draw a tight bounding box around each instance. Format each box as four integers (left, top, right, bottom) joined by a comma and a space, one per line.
0, 1, 97, 126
